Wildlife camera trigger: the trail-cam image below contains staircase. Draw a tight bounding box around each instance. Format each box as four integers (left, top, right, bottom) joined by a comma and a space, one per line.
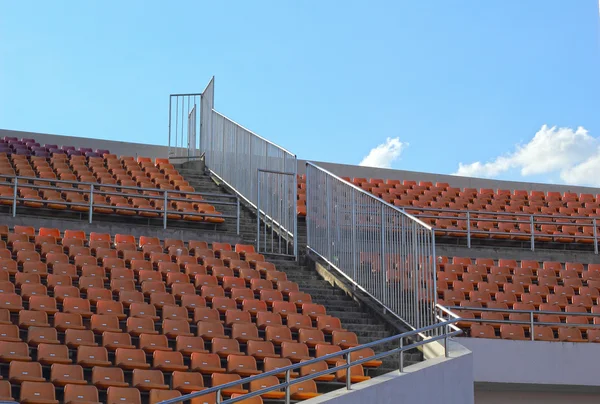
178, 165, 424, 377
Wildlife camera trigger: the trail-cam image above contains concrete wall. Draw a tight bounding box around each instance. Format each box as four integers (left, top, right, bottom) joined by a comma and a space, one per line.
304, 340, 474, 404
475, 389, 600, 404
460, 337, 600, 387
299, 160, 600, 194
0, 128, 177, 159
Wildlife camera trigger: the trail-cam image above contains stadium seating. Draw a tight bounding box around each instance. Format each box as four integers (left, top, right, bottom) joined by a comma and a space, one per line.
0, 224, 375, 402
0, 137, 224, 224
438, 256, 600, 342
296, 175, 600, 245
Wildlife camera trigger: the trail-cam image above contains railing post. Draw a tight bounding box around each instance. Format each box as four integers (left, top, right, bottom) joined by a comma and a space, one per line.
466, 211, 471, 248
381, 205, 386, 308
236, 197, 240, 236
530, 311, 535, 341
530, 215, 535, 251
12, 177, 17, 217
285, 369, 291, 404
163, 191, 168, 229
444, 324, 449, 358
594, 218, 598, 255
216, 389, 221, 404
256, 170, 261, 253
399, 337, 404, 372
88, 184, 94, 224
351, 189, 357, 281
346, 353, 352, 390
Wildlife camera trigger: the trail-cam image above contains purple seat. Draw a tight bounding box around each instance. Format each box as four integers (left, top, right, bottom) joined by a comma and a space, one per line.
44, 144, 58, 150
61, 146, 75, 152
67, 150, 83, 157
49, 148, 66, 156
85, 152, 101, 158
31, 147, 46, 153
95, 149, 110, 156
79, 147, 93, 154
33, 151, 50, 158
0, 147, 11, 155
20, 138, 35, 143
13, 148, 31, 156
25, 142, 40, 148
3, 137, 17, 142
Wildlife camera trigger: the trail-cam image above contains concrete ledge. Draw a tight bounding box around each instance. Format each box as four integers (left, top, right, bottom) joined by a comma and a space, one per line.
303, 340, 473, 404
0, 214, 243, 244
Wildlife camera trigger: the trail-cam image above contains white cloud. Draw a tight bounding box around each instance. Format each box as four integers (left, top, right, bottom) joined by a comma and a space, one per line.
454, 125, 600, 186
359, 137, 406, 168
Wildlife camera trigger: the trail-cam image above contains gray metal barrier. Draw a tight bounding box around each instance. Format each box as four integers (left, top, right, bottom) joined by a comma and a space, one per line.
156, 319, 460, 404
168, 92, 202, 160
199, 78, 298, 259
0, 175, 240, 232
305, 162, 438, 332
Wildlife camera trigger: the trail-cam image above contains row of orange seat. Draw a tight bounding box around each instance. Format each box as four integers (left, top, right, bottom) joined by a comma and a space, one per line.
0, 224, 374, 403
0, 154, 226, 223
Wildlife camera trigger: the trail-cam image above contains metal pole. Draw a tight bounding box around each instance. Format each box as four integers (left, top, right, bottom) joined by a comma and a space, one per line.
168, 96, 172, 158
530, 311, 535, 341
594, 218, 598, 255
12, 178, 17, 217
285, 369, 291, 404
236, 197, 240, 236
256, 171, 261, 252
345, 354, 352, 390
352, 189, 357, 280
530, 215, 535, 251
163, 191, 168, 229
88, 184, 94, 223
293, 162, 298, 261
444, 324, 449, 358
466, 211, 471, 248
399, 337, 404, 372
216, 389, 221, 404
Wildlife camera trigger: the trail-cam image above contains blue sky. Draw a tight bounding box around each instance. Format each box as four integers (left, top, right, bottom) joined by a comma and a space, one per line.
2, 1, 600, 185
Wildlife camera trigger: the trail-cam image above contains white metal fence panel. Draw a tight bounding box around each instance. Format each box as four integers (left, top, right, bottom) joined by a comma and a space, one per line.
199, 78, 298, 258
306, 162, 438, 330
168, 93, 201, 159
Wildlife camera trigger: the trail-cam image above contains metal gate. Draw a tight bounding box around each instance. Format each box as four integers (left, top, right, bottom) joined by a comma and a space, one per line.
257, 169, 297, 259
168, 93, 202, 160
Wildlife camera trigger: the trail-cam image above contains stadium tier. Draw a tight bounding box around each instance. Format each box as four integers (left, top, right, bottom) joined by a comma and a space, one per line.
297, 174, 600, 246
0, 136, 225, 224
0, 225, 381, 403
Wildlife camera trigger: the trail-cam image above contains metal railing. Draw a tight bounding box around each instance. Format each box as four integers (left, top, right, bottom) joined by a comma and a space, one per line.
399, 205, 600, 253
157, 319, 461, 404
168, 92, 203, 160
305, 162, 438, 333
0, 175, 240, 233
440, 305, 600, 341
199, 78, 297, 259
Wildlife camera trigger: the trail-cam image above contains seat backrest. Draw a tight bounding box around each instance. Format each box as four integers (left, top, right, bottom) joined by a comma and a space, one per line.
149, 389, 182, 404
227, 355, 258, 372
20, 381, 57, 402
106, 386, 141, 404
64, 384, 99, 403
153, 350, 185, 367
50, 363, 85, 383
9, 360, 42, 380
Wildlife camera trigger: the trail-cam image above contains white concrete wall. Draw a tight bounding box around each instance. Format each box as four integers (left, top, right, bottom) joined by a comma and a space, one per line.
460, 337, 600, 387
304, 341, 474, 404
299, 159, 600, 194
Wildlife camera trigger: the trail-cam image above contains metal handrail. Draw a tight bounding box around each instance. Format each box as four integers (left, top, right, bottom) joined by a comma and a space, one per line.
157, 319, 460, 404
443, 305, 600, 341
0, 174, 241, 233
306, 162, 432, 230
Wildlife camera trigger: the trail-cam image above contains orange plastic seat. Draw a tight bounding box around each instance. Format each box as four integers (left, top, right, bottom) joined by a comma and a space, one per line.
20, 381, 59, 404
77, 346, 111, 368
63, 384, 100, 404
299, 360, 335, 382
211, 373, 248, 396
37, 343, 71, 365
102, 331, 135, 351
227, 355, 262, 377
27, 326, 60, 346
106, 387, 141, 404
9, 361, 45, 384
132, 368, 169, 391
190, 352, 226, 374
114, 348, 150, 370
247, 340, 279, 361
91, 366, 129, 389
153, 350, 188, 372
50, 363, 87, 386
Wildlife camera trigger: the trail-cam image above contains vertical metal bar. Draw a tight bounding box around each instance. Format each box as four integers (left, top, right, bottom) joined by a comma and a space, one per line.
352, 189, 357, 280
181, 96, 184, 159
530, 215, 535, 251
380, 205, 386, 310
216, 389, 221, 404
175, 96, 179, 157
326, 175, 331, 260
163, 191, 168, 230
530, 311, 535, 341
285, 369, 291, 404
88, 184, 94, 224
399, 337, 404, 372
12, 178, 17, 217
256, 170, 261, 253
236, 197, 240, 236
168, 96, 172, 158
444, 324, 449, 358
466, 211, 471, 248
594, 218, 598, 255
293, 163, 298, 260
345, 354, 352, 390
